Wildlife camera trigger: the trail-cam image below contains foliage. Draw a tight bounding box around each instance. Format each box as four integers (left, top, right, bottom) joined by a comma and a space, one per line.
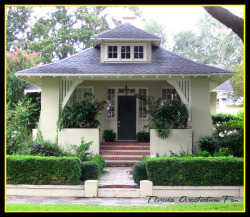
198, 135, 219, 155
136, 131, 150, 142
58, 92, 106, 129
172, 13, 243, 69
91, 155, 106, 177
27, 6, 109, 63
80, 161, 98, 181
30, 141, 63, 157
135, 94, 188, 139
197, 150, 212, 157
132, 161, 148, 185
6, 6, 33, 50
213, 147, 232, 157
230, 63, 244, 98
6, 155, 81, 185
6, 100, 40, 155
102, 129, 116, 142
6, 46, 42, 108
143, 19, 167, 46
146, 157, 243, 186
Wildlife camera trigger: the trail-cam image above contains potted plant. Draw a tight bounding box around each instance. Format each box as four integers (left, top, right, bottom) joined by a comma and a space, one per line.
102, 129, 116, 142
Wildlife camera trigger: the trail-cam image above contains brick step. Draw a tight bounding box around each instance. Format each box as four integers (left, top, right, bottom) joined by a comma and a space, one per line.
100, 146, 150, 150
105, 162, 137, 166
103, 156, 142, 161
100, 142, 150, 146
100, 151, 150, 155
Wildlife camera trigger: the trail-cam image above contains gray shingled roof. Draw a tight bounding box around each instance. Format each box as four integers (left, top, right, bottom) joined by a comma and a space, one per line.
92, 23, 161, 40
15, 46, 234, 76
211, 80, 234, 92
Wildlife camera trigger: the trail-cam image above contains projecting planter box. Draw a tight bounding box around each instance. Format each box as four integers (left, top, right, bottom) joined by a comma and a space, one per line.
58, 128, 100, 155
150, 129, 192, 156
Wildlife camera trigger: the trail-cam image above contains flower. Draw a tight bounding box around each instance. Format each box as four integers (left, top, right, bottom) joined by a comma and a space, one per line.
10, 81, 12, 84
30, 98, 32, 100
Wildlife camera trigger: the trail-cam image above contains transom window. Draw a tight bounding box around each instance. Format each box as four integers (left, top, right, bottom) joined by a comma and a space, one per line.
162, 88, 181, 104
106, 43, 147, 62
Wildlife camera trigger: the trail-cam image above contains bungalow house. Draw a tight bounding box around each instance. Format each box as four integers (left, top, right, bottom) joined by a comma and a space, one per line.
15, 23, 235, 162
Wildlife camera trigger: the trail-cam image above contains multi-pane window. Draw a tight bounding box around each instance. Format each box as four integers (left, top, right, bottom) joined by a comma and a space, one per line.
121, 46, 131, 59
162, 88, 181, 104
108, 46, 118, 59
107, 89, 115, 118
118, 88, 135, 94
134, 46, 143, 59
139, 89, 147, 118
72, 87, 92, 104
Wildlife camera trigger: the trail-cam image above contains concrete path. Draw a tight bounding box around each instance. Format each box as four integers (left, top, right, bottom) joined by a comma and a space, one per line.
98, 167, 137, 187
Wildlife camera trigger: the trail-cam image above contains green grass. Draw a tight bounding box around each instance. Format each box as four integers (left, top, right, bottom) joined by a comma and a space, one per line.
6, 203, 244, 212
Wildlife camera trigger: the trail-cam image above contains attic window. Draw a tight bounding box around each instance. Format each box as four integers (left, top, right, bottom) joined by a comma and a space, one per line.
105, 43, 147, 62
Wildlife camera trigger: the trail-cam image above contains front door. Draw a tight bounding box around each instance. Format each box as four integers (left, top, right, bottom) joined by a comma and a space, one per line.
118, 96, 136, 140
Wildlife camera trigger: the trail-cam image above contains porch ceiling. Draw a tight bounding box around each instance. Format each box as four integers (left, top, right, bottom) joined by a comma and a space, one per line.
19, 73, 233, 91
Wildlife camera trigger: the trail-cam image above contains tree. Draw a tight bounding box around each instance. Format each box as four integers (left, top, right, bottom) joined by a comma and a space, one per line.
230, 63, 244, 98
203, 6, 244, 42
143, 19, 168, 47
6, 6, 33, 51
172, 13, 243, 69
6, 46, 42, 108
27, 6, 111, 63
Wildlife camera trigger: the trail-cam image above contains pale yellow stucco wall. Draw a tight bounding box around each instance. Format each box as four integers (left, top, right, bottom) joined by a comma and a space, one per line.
190, 77, 214, 153
210, 92, 217, 114
38, 77, 60, 143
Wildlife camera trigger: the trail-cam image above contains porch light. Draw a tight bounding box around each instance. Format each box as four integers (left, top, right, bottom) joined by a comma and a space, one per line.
123, 81, 130, 95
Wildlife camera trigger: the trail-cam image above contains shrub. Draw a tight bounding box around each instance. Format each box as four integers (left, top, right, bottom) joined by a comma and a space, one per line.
91, 155, 106, 177
136, 131, 150, 142
197, 150, 212, 157
58, 92, 106, 129
30, 140, 63, 157
198, 135, 219, 155
80, 161, 98, 181
132, 161, 148, 185
6, 155, 81, 185
212, 113, 237, 126
146, 157, 243, 186
102, 129, 116, 142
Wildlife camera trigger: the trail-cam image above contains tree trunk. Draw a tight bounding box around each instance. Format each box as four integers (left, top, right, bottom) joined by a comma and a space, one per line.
203, 6, 244, 43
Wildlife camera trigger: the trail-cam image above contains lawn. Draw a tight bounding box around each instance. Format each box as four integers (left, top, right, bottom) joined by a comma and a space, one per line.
6, 203, 244, 212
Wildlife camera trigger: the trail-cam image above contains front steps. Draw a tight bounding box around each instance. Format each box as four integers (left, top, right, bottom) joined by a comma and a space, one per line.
100, 141, 150, 166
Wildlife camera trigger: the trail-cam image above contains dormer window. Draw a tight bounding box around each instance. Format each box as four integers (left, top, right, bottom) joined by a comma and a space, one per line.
105, 43, 147, 62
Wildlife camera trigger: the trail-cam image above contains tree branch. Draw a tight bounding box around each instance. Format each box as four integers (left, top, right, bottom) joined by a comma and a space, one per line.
203, 6, 244, 42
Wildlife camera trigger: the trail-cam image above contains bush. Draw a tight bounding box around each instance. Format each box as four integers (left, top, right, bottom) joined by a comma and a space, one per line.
136, 131, 150, 142
212, 113, 237, 126
198, 135, 219, 155
80, 161, 98, 181
146, 157, 243, 186
91, 155, 106, 177
197, 150, 212, 157
102, 129, 116, 142
58, 92, 106, 129
132, 162, 148, 185
30, 141, 63, 157
6, 155, 81, 185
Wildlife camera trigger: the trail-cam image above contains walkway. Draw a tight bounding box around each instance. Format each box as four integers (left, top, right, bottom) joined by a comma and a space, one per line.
98, 167, 137, 187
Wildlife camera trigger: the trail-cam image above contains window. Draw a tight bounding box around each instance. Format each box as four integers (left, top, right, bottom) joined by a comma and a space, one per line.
107, 89, 115, 118
108, 46, 118, 59
139, 89, 147, 118
162, 88, 181, 104
134, 46, 143, 59
105, 43, 146, 62
121, 46, 130, 59
72, 87, 93, 104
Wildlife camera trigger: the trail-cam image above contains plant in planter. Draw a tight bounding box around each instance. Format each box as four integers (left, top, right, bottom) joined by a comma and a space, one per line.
57, 92, 106, 129
136, 131, 150, 142
135, 94, 188, 139
102, 129, 116, 142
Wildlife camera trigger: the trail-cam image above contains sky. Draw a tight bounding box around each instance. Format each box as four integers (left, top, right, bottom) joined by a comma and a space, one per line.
31, 5, 244, 50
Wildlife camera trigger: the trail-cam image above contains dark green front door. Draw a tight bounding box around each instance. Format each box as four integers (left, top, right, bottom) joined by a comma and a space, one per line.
118, 96, 136, 140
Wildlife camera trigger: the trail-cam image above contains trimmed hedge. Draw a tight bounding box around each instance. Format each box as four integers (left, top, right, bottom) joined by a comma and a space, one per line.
6, 155, 81, 185
133, 161, 148, 185
146, 157, 244, 186
91, 155, 105, 177
80, 161, 98, 181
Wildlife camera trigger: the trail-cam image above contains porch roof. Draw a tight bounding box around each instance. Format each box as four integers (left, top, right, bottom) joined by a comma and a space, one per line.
15, 46, 235, 91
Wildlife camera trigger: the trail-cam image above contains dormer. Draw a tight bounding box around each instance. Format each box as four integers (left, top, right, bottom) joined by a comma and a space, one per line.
90, 23, 161, 63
